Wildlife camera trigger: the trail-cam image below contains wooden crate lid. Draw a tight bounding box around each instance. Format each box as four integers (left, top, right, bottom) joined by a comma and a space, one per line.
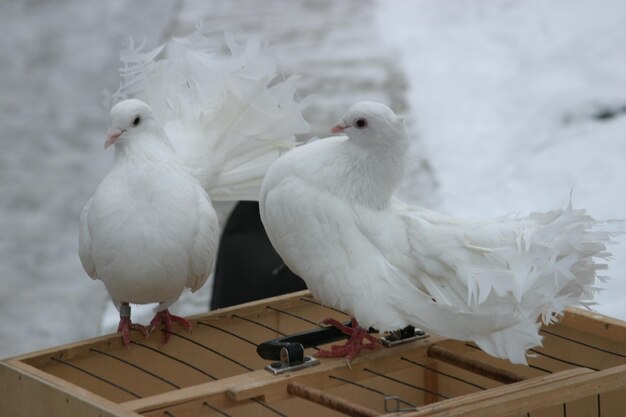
2, 290, 626, 417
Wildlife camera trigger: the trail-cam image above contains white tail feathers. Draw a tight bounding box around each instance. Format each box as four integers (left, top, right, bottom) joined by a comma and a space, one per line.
468, 206, 614, 364
107, 30, 310, 201
474, 319, 542, 365
407, 203, 615, 364
465, 206, 611, 315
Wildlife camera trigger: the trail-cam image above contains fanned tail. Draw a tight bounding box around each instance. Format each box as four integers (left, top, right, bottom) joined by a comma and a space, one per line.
466, 206, 612, 313
107, 29, 310, 201
406, 203, 616, 364
473, 320, 542, 365
465, 205, 614, 364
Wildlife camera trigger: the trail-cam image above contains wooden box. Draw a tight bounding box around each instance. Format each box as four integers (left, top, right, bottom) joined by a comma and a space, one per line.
2, 290, 626, 417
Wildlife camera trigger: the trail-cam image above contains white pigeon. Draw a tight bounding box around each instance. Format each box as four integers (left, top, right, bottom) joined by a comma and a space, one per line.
79, 31, 309, 345
259, 101, 612, 364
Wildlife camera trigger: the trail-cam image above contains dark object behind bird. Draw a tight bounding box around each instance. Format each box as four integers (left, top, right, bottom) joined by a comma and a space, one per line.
211, 201, 307, 309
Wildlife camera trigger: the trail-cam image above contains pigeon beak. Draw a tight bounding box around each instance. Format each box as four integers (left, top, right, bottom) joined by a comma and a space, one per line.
105, 129, 125, 149
330, 123, 347, 134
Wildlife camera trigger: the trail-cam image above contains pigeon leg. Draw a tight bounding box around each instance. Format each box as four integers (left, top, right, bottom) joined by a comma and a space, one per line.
149, 309, 192, 344
117, 303, 149, 346
316, 317, 379, 365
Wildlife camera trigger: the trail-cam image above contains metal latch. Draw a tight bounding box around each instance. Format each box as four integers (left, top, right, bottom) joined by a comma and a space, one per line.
264, 342, 319, 375
381, 325, 428, 347
257, 321, 364, 375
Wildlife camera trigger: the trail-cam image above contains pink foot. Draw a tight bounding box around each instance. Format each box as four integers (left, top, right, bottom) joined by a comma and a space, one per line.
316, 317, 379, 365
149, 309, 192, 344
117, 317, 149, 346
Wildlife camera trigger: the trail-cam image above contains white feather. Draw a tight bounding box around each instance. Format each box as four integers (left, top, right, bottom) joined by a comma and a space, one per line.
108, 29, 310, 201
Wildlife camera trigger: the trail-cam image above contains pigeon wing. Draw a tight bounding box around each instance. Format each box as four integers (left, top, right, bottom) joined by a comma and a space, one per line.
78, 197, 97, 280
260, 173, 518, 338
187, 188, 219, 293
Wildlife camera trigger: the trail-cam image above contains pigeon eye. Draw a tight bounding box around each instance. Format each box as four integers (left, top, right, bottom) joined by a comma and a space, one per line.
355, 118, 367, 129
132, 116, 141, 127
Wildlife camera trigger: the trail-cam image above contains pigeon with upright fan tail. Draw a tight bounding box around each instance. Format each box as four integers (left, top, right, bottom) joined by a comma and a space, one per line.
79, 30, 310, 345
259, 101, 612, 364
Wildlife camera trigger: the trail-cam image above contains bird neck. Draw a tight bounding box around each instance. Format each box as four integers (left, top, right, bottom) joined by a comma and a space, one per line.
342, 130, 409, 209
113, 128, 176, 163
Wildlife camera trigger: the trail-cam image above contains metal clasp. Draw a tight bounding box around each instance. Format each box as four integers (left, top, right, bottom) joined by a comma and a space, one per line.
266, 343, 320, 375
381, 325, 428, 347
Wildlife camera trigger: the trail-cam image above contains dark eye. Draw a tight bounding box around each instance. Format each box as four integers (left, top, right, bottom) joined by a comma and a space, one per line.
132, 116, 141, 127
355, 118, 367, 129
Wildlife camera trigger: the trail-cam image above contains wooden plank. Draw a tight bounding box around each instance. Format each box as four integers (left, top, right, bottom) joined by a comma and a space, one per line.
121, 334, 447, 413
119, 369, 271, 412
423, 361, 439, 405
9, 290, 313, 368
384, 365, 626, 417
429, 364, 626, 417
287, 381, 380, 417
427, 344, 524, 383
5, 296, 626, 417
381, 367, 591, 417
536, 325, 626, 373
226, 334, 446, 402
0, 361, 140, 417
138, 388, 348, 417
598, 387, 626, 417
428, 340, 543, 381
559, 307, 626, 345
200, 289, 314, 321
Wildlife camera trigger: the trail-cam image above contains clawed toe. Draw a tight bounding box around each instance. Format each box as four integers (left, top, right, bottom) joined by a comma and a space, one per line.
117, 317, 149, 346
315, 317, 380, 364
149, 309, 192, 344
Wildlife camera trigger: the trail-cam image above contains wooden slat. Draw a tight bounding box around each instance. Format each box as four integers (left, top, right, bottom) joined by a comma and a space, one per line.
423, 361, 439, 405
560, 307, 626, 345
0, 361, 140, 417
121, 334, 446, 413
120, 369, 269, 413
427, 345, 524, 383
202, 290, 314, 322
384, 365, 626, 417
438, 364, 626, 417
5, 294, 626, 417
287, 381, 379, 417
11, 290, 314, 368
227, 335, 446, 402
424, 340, 542, 381
381, 367, 591, 416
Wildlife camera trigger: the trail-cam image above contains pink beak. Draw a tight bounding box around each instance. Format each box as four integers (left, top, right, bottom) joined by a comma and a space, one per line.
330, 123, 347, 134
105, 129, 125, 149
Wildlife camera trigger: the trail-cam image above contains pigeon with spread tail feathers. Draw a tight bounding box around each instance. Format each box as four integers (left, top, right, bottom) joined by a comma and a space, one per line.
79, 31, 309, 345
260, 101, 612, 364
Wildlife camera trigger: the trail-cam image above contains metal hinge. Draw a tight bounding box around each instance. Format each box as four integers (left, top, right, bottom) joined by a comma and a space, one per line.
381, 325, 428, 347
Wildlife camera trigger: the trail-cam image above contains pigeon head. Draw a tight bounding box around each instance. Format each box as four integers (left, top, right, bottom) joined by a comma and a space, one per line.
330, 101, 405, 145
105, 99, 159, 149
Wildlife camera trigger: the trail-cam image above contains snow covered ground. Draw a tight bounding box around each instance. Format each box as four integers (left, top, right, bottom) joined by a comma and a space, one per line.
378, 0, 626, 319
1, 0, 624, 359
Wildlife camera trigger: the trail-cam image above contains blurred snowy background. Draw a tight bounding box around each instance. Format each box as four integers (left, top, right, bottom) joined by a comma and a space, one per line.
1, 0, 624, 359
